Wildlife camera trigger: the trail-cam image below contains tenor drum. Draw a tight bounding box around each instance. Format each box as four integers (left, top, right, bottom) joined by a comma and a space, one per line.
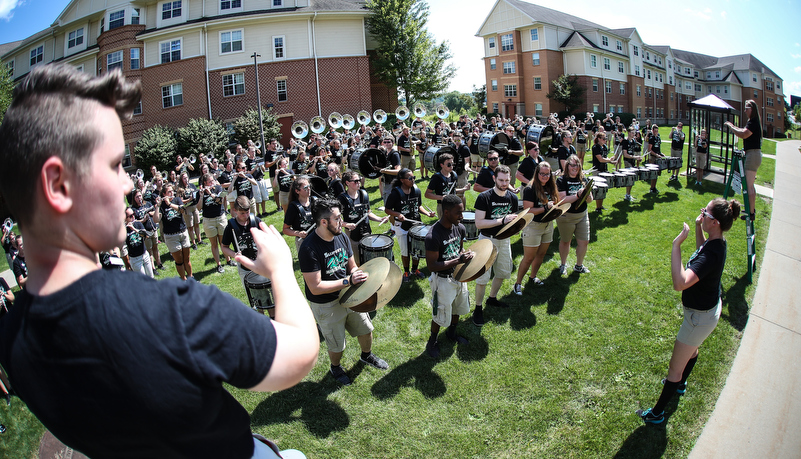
668, 157, 683, 170
621, 172, 636, 188
526, 124, 555, 153
645, 164, 661, 180
599, 172, 615, 186
477, 131, 511, 159
351, 148, 387, 180
423, 145, 460, 173
462, 211, 478, 240
244, 272, 275, 310
656, 157, 669, 170
592, 182, 609, 200
358, 234, 395, 263
407, 224, 431, 259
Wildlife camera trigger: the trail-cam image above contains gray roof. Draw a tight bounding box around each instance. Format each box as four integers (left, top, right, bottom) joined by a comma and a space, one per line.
0, 40, 23, 57
716, 54, 779, 79
607, 27, 635, 38
560, 31, 598, 50
672, 49, 719, 70
308, 0, 368, 11
650, 45, 669, 55
506, 0, 606, 30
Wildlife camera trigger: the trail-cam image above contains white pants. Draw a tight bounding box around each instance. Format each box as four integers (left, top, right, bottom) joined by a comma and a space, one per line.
130, 252, 154, 278
251, 437, 306, 459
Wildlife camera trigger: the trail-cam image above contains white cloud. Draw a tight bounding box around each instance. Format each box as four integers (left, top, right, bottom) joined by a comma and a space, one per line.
795, 66, 801, 74
793, 54, 801, 59
0, 0, 22, 21
786, 81, 801, 98
720, 11, 727, 19
684, 7, 712, 20
796, 43, 801, 47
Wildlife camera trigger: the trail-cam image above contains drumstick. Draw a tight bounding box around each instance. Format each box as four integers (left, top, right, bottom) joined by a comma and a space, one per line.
446, 181, 457, 195
232, 227, 241, 253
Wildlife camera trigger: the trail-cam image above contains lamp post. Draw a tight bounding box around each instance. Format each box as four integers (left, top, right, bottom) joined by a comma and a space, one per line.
251, 52, 266, 151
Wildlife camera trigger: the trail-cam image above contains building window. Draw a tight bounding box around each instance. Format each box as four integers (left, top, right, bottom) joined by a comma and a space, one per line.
162, 1, 182, 20
645, 51, 650, 60
637, 108, 642, 118
590, 55, 597, 68
618, 105, 623, 113
685, 82, 691, 90
686, 68, 691, 75
766, 81, 774, 91
592, 78, 598, 92
492, 102, 498, 113
276, 79, 287, 102
123, 145, 132, 168
109, 10, 125, 30
535, 103, 542, 116
6, 60, 14, 77
530, 28, 538, 41
490, 58, 496, 70
602, 36, 608, 46
504, 84, 517, 97
488, 37, 495, 49
659, 73, 663, 83
706, 71, 711, 79
107, 51, 123, 72
30, 45, 43, 66
616, 40, 622, 51
132, 8, 140, 24
669, 76, 673, 85
501, 33, 513, 51
646, 69, 651, 80
130, 48, 140, 70
592, 104, 599, 113
603, 58, 610, 70
767, 97, 773, 107
754, 90, 758, 98
221, 30, 243, 54
633, 45, 639, 56
636, 85, 641, 96
715, 71, 720, 79
716, 85, 720, 94
752, 73, 757, 82
635, 65, 640, 76
605, 81, 612, 94
767, 113, 774, 123
618, 62, 624, 73
609, 106, 615, 114
777, 82, 781, 89
648, 88, 652, 97
491, 79, 497, 91
533, 77, 541, 90
619, 83, 625, 95
670, 92, 673, 101
273, 36, 285, 59
223, 73, 245, 96
162, 83, 183, 108
133, 101, 142, 115
658, 57, 662, 65
221, 0, 242, 10
695, 84, 701, 91
273, 0, 283, 6
160, 39, 181, 64
100, 18, 104, 34
724, 86, 728, 94
532, 52, 540, 66
68, 28, 84, 48
502, 61, 515, 74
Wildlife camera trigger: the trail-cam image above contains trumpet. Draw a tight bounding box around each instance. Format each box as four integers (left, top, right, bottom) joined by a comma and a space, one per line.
413, 103, 426, 118
292, 121, 309, 139
189, 154, 197, 164
357, 110, 371, 125
310, 116, 326, 134
373, 109, 387, 124
207, 153, 215, 162
342, 114, 355, 130
395, 105, 410, 121
328, 112, 343, 129
2, 218, 14, 233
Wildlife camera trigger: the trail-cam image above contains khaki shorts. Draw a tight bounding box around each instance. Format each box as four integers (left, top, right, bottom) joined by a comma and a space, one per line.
343, 228, 362, 266
279, 190, 290, 208
203, 214, 228, 238
671, 148, 683, 158
183, 205, 200, 228
476, 234, 512, 285
457, 170, 469, 189
252, 184, 263, 203
401, 154, 416, 172
695, 152, 708, 170
144, 232, 158, 251
576, 143, 587, 155
556, 210, 590, 242
676, 300, 721, 347
470, 154, 483, 170
309, 299, 374, 353
430, 274, 470, 327
165, 230, 190, 253
257, 179, 270, 202
521, 220, 554, 247
507, 161, 519, 186
744, 149, 762, 172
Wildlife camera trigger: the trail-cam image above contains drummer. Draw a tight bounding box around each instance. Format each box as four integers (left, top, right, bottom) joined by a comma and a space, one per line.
397, 125, 415, 172
473, 150, 503, 193
621, 128, 643, 202
452, 133, 472, 207
472, 165, 519, 326
556, 131, 577, 174
379, 136, 402, 203
591, 131, 615, 212
282, 176, 317, 254
646, 124, 665, 194
220, 197, 267, 314
415, 130, 431, 180
385, 168, 436, 282
514, 162, 558, 294
338, 171, 388, 265
425, 153, 470, 218
299, 199, 389, 386
327, 162, 346, 198
516, 141, 544, 188
424, 194, 473, 358
502, 125, 525, 189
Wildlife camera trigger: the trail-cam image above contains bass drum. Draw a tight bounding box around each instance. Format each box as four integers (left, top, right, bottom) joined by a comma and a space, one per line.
526, 124, 555, 156
307, 176, 329, 197
477, 131, 510, 159
351, 148, 387, 180
423, 145, 461, 173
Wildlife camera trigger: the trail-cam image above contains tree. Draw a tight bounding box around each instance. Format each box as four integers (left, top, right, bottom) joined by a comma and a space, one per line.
546, 74, 585, 116
232, 106, 282, 147
472, 84, 486, 114
442, 91, 473, 114
134, 125, 177, 178
365, 0, 456, 107
0, 66, 14, 124
177, 118, 229, 164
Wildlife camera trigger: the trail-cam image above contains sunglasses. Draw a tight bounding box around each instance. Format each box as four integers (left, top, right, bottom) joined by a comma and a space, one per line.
444, 163, 453, 167
403, 176, 415, 181
488, 157, 499, 161
701, 208, 716, 221
302, 185, 310, 190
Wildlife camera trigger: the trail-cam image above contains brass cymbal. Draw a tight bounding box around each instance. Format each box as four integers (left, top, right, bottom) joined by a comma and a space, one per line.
569, 178, 594, 212
494, 208, 533, 240
453, 239, 498, 282
537, 201, 571, 223
339, 257, 390, 310
373, 261, 403, 310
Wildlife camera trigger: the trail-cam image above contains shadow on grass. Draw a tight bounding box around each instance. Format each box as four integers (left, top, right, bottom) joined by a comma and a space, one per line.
539, 267, 580, 315
614, 396, 679, 458
488, 295, 538, 331
370, 354, 447, 400
250, 379, 350, 438
388, 280, 425, 308
722, 273, 751, 331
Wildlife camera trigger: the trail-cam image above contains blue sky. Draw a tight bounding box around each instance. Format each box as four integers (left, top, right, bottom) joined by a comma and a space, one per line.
2, 0, 800, 101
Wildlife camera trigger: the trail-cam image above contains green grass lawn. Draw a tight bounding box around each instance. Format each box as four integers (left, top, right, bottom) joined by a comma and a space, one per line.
1, 159, 772, 458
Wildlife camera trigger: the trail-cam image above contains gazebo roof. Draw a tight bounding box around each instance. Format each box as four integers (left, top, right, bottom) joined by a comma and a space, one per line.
688, 94, 738, 113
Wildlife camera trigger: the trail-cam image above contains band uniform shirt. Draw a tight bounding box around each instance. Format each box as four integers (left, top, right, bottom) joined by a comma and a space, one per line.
383, 149, 401, 180
386, 185, 422, 222
556, 145, 576, 170
592, 144, 609, 173
475, 166, 496, 190
474, 189, 519, 238
671, 129, 686, 151
455, 144, 470, 174
557, 175, 588, 214
339, 189, 372, 241
648, 133, 662, 158
277, 169, 294, 193
398, 134, 411, 156
200, 185, 226, 219
125, 221, 147, 258
425, 221, 465, 276
516, 156, 540, 186
682, 238, 727, 311
427, 171, 457, 202
233, 173, 255, 199
283, 199, 315, 233
160, 196, 186, 235
696, 137, 708, 154
245, 158, 264, 181
328, 178, 345, 198
522, 187, 552, 222
505, 137, 523, 165
744, 118, 762, 150
298, 230, 352, 303
221, 215, 262, 272
132, 203, 156, 232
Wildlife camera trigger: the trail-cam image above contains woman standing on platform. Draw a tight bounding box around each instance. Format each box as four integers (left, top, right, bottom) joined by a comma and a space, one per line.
724, 100, 761, 221
637, 197, 740, 424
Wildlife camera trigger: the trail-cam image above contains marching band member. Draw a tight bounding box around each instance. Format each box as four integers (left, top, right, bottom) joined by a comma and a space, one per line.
338, 171, 387, 266
575, 122, 588, 165
415, 130, 431, 180
473, 150, 502, 193
229, 161, 258, 212
292, 148, 311, 176
668, 122, 686, 182
124, 207, 154, 278
693, 129, 709, 187
275, 157, 294, 213
154, 184, 194, 281
591, 132, 615, 212
397, 125, 415, 172
327, 162, 346, 198
131, 189, 160, 274
245, 144, 269, 217
516, 141, 543, 188
647, 125, 665, 194
221, 196, 266, 310
283, 176, 316, 254
12, 235, 27, 290
514, 161, 558, 293
178, 172, 203, 249
622, 128, 643, 202
379, 136, 402, 203
556, 155, 593, 276
556, 131, 577, 174
199, 172, 232, 273
264, 139, 282, 211
385, 168, 436, 282
425, 153, 469, 218
502, 125, 525, 188
452, 133, 472, 207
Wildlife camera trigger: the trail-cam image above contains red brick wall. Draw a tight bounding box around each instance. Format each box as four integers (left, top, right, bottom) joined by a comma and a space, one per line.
136, 56, 209, 136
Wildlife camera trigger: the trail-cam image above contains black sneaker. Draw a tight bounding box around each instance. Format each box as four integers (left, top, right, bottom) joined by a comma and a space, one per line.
635, 408, 664, 424
216, 264, 224, 274
472, 308, 485, 327
360, 353, 389, 370
662, 378, 687, 394
330, 365, 351, 385
445, 329, 469, 345
426, 340, 440, 358
227, 259, 237, 267
486, 297, 509, 308
191, 243, 198, 250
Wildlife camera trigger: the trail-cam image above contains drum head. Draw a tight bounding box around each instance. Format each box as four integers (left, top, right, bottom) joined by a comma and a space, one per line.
308, 176, 328, 197
426, 145, 459, 173
353, 148, 387, 180
526, 124, 555, 153
409, 224, 430, 238
244, 271, 271, 288
360, 233, 393, 248
462, 211, 475, 222
477, 131, 510, 159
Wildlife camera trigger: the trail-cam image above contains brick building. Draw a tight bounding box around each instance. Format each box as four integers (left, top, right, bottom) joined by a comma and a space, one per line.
477, 0, 785, 136
1, 0, 397, 168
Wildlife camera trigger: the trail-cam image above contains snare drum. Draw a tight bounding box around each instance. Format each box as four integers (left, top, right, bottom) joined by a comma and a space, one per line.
244, 272, 275, 311
656, 157, 669, 170
592, 182, 609, 200
645, 164, 661, 180
599, 172, 615, 187
407, 224, 431, 259
462, 211, 478, 240
668, 157, 683, 170
358, 234, 395, 263
621, 172, 636, 188
612, 173, 627, 188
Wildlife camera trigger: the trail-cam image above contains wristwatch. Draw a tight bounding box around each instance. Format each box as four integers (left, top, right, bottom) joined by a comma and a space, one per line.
342, 275, 350, 286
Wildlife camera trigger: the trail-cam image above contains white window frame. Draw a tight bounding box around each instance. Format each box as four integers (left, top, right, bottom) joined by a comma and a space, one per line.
502, 61, 515, 74
488, 37, 495, 50
220, 0, 243, 13
30, 45, 44, 67
5, 60, 14, 78
766, 97, 774, 107
592, 78, 598, 92
616, 40, 622, 51
504, 84, 517, 97
68, 27, 84, 49
530, 28, 538, 41
157, 0, 185, 28
715, 71, 720, 79
107, 50, 123, 72
223, 72, 245, 97
633, 45, 639, 56
618, 61, 624, 73
162, 82, 183, 108
602, 36, 608, 46
133, 101, 142, 115
635, 65, 640, 77
272, 0, 283, 6
491, 79, 498, 91
108, 9, 125, 30
636, 85, 641, 97
489, 58, 496, 70
695, 84, 701, 92
590, 55, 597, 68
685, 82, 691, 90
593, 104, 599, 113
492, 102, 498, 113
160, 38, 182, 64
532, 52, 539, 66
130, 48, 140, 70
605, 81, 612, 94
220, 29, 244, 55
132, 8, 140, 25
533, 77, 542, 90
535, 103, 542, 117
603, 58, 610, 71
767, 113, 774, 123
619, 83, 625, 95
501, 33, 513, 51
276, 79, 287, 102
637, 108, 642, 118
273, 35, 285, 60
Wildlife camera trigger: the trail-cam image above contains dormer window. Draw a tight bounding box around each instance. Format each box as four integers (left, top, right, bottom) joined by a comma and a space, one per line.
68, 28, 84, 48
162, 1, 182, 20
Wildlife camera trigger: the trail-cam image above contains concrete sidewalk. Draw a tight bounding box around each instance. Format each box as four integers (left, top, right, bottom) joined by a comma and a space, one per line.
689, 140, 801, 458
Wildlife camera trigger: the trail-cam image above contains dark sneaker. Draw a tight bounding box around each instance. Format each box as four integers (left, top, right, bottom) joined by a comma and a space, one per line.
426, 340, 440, 358
360, 353, 389, 370
472, 308, 485, 327
403, 272, 411, 283
414, 269, 426, 279
486, 297, 509, 308
192, 243, 198, 250
559, 264, 568, 276
445, 329, 469, 345
529, 277, 545, 286
636, 408, 665, 424
227, 259, 237, 267
513, 283, 522, 295
662, 378, 687, 394
649, 188, 659, 194
330, 365, 351, 385
574, 264, 590, 274
216, 264, 224, 274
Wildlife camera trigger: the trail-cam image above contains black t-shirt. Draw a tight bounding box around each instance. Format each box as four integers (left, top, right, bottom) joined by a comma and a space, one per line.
221, 215, 262, 271
386, 185, 422, 221
670, 129, 686, 150
557, 175, 588, 213
575, 129, 587, 145
592, 144, 609, 173
505, 137, 523, 165
245, 157, 265, 181
179, 184, 200, 207
398, 135, 411, 156
426, 171, 457, 201
522, 187, 553, 222
474, 189, 519, 237
200, 185, 225, 218
455, 144, 470, 173
2, 236, 13, 255
144, 187, 160, 207
744, 118, 762, 150
339, 189, 372, 241
648, 133, 662, 156
12, 255, 27, 284
233, 174, 255, 199
517, 156, 538, 185
475, 166, 496, 189
125, 222, 147, 258
292, 159, 310, 176
278, 169, 294, 193
160, 197, 186, 234
383, 150, 401, 179
329, 148, 344, 165
315, 156, 329, 178
556, 145, 576, 170
603, 119, 614, 132
682, 239, 727, 311
0, 269, 275, 459
425, 221, 465, 276
696, 137, 708, 154
298, 231, 352, 303
0, 278, 10, 309
284, 199, 315, 233
218, 171, 232, 188
132, 203, 156, 232
328, 178, 345, 198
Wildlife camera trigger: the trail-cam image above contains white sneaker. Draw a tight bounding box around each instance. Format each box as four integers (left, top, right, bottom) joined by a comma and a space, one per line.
559, 264, 567, 276
624, 194, 634, 201
513, 283, 522, 295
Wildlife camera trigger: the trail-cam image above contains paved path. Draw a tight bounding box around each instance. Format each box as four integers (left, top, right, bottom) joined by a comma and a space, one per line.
689, 140, 801, 458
